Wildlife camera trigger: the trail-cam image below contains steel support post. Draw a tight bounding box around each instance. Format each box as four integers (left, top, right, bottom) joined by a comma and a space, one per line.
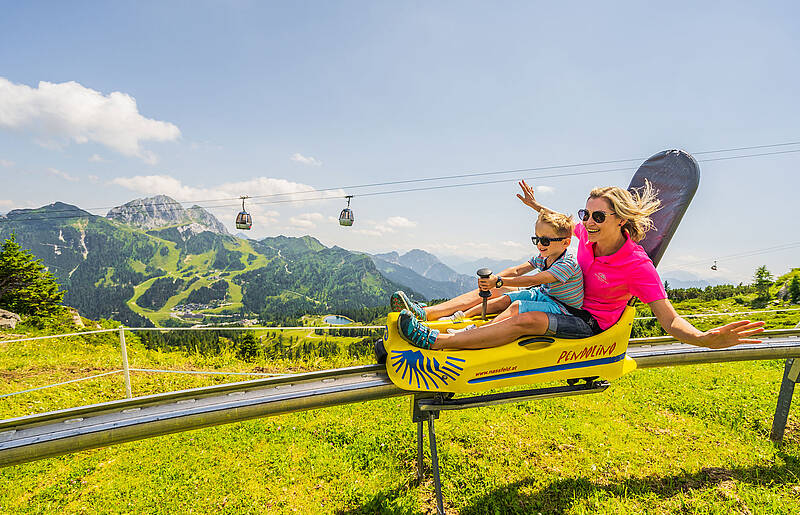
427, 412, 444, 515
118, 327, 132, 399
771, 358, 800, 442
416, 421, 424, 480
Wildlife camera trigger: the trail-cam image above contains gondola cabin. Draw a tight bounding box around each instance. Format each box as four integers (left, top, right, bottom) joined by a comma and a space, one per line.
339, 195, 354, 226
339, 208, 354, 226
236, 196, 252, 230
236, 211, 252, 230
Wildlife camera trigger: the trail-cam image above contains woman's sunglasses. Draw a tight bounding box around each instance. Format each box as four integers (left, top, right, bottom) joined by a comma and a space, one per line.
578, 209, 615, 224
531, 236, 566, 246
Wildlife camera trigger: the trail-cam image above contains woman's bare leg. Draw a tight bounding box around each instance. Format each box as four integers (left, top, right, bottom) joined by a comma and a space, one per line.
431, 310, 549, 350
425, 286, 516, 320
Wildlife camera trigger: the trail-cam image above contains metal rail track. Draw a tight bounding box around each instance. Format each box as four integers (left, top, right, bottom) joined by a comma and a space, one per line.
2, 335, 800, 468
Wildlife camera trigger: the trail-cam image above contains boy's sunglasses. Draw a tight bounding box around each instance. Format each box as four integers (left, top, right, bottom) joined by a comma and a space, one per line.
578, 209, 615, 224
531, 236, 566, 246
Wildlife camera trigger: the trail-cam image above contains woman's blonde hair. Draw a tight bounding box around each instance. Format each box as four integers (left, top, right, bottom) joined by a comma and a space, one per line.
589, 180, 661, 242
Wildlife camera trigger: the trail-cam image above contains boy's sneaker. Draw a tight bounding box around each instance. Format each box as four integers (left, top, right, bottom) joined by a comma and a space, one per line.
397, 310, 439, 349
390, 291, 427, 321
439, 310, 466, 322
446, 324, 476, 334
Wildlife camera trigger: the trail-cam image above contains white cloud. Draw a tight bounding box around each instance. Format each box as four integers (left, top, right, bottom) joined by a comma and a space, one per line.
0, 199, 13, 208
502, 240, 523, 248
288, 212, 325, 229
535, 185, 555, 195
47, 168, 79, 182
0, 77, 180, 163
386, 216, 417, 228
88, 154, 106, 162
347, 215, 418, 236
354, 228, 385, 237
87, 174, 99, 183
425, 240, 497, 256
291, 153, 322, 166
0, 159, 13, 167
110, 174, 341, 205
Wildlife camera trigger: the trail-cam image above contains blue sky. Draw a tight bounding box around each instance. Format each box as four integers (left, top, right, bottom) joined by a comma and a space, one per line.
1, 1, 798, 284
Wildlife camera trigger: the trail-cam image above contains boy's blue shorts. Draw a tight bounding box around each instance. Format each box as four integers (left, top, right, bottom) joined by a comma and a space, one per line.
503, 288, 563, 315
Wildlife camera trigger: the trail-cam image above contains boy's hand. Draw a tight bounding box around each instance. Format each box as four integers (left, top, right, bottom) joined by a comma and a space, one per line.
478, 274, 498, 291
517, 180, 540, 211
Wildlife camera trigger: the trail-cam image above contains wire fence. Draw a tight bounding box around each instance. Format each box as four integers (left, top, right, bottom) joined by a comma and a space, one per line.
1, 307, 799, 402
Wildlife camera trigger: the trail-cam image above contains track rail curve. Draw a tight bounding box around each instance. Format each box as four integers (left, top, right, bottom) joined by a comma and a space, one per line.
3, 336, 800, 468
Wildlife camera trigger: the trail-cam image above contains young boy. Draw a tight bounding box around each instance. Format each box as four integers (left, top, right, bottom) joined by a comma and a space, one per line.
460, 210, 584, 330
392, 210, 585, 345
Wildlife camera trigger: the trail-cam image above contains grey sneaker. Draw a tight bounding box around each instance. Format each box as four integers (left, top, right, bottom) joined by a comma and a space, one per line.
439, 310, 466, 322
446, 324, 476, 334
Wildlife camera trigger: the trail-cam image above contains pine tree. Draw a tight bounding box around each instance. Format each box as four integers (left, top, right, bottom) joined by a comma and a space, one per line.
790, 276, 800, 304
753, 265, 774, 300
236, 333, 259, 362
0, 234, 65, 317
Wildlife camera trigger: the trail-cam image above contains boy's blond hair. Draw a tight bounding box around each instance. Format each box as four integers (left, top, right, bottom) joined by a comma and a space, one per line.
537, 210, 575, 238
589, 180, 661, 242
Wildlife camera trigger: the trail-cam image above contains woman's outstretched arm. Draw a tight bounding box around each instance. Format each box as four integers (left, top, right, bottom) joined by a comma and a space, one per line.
649, 298, 765, 349
517, 180, 554, 214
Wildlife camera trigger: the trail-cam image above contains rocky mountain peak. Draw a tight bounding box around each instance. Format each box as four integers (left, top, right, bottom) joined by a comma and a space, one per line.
106, 196, 229, 235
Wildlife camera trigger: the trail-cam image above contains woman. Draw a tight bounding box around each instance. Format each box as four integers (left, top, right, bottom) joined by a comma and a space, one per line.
397, 180, 764, 350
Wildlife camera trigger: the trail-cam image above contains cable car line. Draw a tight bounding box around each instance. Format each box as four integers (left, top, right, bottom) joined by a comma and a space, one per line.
3, 141, 800, 218
2, 145, 800, 225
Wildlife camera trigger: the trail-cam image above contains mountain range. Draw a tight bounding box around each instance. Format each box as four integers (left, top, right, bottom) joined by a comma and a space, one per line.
0, 196, 476, 326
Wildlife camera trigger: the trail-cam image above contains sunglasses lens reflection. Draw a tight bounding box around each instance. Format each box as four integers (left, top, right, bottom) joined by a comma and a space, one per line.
578, 209, 607, 223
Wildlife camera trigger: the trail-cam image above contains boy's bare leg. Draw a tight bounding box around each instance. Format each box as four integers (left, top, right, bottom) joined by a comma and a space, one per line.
482, 301, 519, 325
431, 310, 549, 350
424, 286, 515, 320
462, 295, 512, 319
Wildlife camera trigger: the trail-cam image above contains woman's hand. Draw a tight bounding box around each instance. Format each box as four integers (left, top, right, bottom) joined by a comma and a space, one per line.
699, 320, 765, 349
517, 180, 541, 211
650, 298, 764, 349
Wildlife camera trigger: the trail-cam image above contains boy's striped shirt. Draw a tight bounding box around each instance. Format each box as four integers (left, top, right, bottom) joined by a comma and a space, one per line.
529, 252, 584, 311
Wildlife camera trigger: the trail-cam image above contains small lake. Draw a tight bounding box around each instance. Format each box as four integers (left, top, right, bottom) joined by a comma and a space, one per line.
323, 315, 354, 325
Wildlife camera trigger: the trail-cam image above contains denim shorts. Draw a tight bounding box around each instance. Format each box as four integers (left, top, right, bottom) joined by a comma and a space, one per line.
544, 312, 601, 339
504, 288, 563, 315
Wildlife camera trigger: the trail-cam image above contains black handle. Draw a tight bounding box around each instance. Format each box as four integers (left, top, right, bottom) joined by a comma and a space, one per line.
477, 268, 493, 299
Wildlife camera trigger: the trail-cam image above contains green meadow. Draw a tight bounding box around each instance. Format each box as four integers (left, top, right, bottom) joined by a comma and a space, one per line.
1, 300, 800, 514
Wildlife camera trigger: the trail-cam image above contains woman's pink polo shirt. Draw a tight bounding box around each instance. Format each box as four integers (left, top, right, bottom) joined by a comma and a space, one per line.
574, 224, 667, 330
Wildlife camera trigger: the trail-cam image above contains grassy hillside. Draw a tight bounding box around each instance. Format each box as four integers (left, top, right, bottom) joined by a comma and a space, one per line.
2, 306, 800, 513
0, 209, 406, 327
